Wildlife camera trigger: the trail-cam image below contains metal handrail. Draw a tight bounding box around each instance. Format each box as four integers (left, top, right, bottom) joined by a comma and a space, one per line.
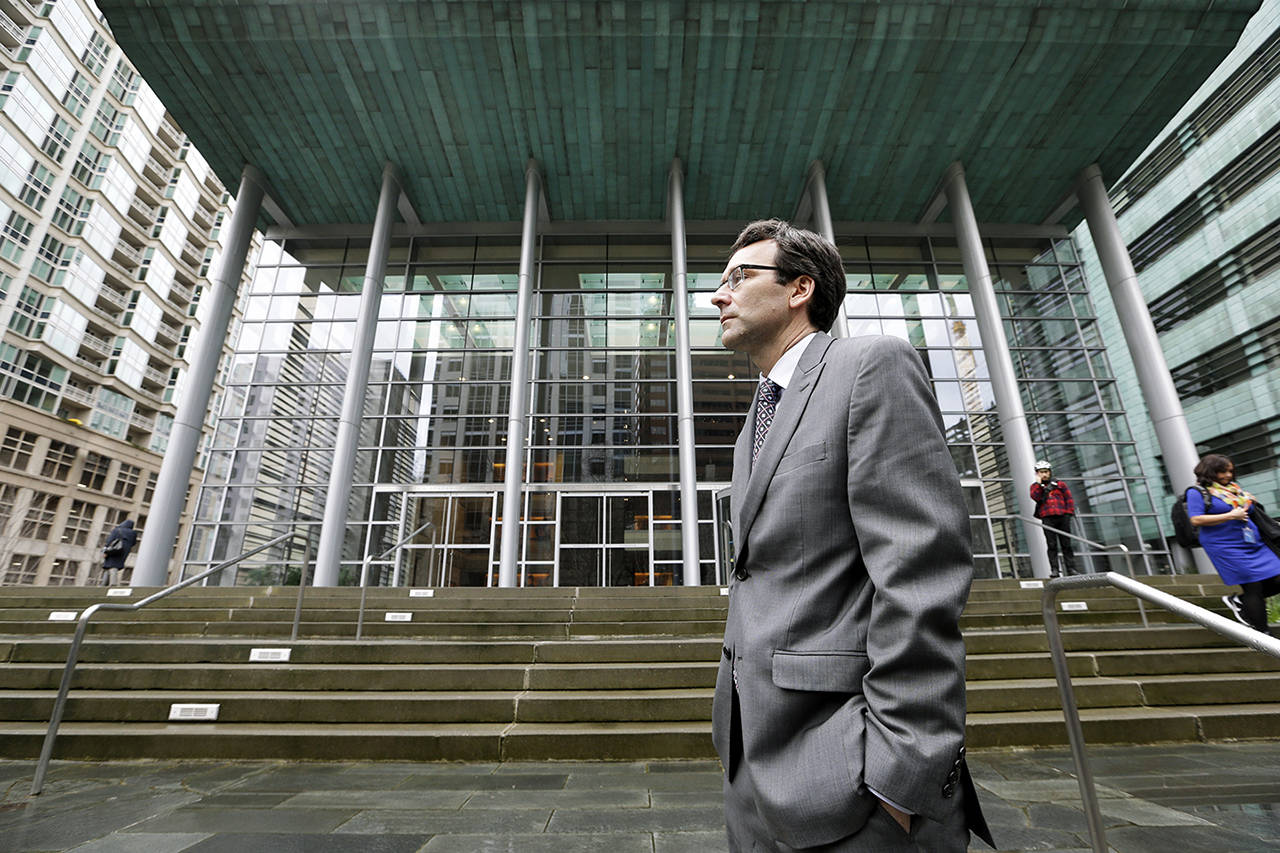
1012, 514, 1148, 628
30, 530, 295, 796
1042, 572, 1280, 853
289, 538, 315, 642
354, 521, 435, 640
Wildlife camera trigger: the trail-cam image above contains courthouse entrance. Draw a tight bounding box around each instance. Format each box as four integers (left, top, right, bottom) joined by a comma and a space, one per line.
381, 486, 710, 587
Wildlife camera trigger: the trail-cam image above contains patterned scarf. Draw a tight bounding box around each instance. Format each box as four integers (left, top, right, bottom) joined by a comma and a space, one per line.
1207, 481, 1255, 509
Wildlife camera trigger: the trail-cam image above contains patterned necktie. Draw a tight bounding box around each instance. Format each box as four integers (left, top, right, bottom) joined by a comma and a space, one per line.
753, 377, 782, 465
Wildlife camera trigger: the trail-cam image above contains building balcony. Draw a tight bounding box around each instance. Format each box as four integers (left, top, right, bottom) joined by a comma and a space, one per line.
192, 205, 214, 231
94, 284, 129, 313
169, 279, 195, 305
0, 11, 27, 51
156, 320, 182, 344
60, 383, 95, 407
111, 242, 142, 274
156, 119, 184, 154
128, 196, 159, 227
129, 411, 155, 433
143, 365, 168, 387
80, 333, 113, 358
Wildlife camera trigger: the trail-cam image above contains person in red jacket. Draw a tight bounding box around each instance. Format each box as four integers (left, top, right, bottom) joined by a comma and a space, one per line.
1031, 460, 1076, 577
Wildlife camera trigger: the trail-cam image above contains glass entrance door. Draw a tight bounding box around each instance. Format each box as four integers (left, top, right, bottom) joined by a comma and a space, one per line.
393, 491, 498, 587
556, 492, 653, 586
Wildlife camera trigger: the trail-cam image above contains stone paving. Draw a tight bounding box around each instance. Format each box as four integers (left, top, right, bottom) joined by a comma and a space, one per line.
1, 743, 1279, 852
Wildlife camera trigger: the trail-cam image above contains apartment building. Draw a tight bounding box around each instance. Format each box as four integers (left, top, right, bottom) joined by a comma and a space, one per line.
0, 0, 254, 585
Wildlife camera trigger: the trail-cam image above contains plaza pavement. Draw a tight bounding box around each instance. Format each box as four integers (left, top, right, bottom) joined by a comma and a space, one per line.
2, 742, 1279, 852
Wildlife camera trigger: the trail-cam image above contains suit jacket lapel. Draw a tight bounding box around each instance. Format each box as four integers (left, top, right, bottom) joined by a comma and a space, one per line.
731, 387, 754, 543
735, 333, 833, 551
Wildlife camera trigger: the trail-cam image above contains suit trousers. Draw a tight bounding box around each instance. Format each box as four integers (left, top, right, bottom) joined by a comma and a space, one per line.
723, 688, 969, 852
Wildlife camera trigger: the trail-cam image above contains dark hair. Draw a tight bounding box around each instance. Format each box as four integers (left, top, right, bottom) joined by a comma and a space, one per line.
729, 219, 846, 332
1194, 454, 1234, 486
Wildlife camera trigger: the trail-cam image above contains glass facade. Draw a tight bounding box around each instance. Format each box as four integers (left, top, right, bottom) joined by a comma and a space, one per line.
186, 227, 1167, 586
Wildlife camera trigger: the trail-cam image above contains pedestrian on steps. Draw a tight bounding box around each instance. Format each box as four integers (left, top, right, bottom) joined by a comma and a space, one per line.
1188, 454, 1280, 635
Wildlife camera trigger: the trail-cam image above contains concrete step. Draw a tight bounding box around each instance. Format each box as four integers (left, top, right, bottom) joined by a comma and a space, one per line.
0, 721, 717, 761
0, 661, 720, 692
966, 703, 1280, 748
0, 637, 725, 665
0, 688, 713, 724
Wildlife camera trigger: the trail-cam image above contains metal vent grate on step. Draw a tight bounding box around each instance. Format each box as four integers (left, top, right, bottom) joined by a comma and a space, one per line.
169, 703, 220, 721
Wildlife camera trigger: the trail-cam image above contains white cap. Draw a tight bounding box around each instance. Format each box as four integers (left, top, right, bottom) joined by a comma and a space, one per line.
1034, 460, 1051, 470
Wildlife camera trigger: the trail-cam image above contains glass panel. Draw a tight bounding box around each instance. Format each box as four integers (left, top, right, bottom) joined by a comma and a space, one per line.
559, 548, 600, 586
609, 549, 650, 587
445, 549, 490, 587
560, 495, 601, 544
607, 494, 649, 546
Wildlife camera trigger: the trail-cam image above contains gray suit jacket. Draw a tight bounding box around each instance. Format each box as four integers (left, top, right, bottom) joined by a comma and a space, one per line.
712, 332, 978, 849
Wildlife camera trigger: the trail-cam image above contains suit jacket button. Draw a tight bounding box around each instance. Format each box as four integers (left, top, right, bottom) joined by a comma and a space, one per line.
941, 783, 955, 798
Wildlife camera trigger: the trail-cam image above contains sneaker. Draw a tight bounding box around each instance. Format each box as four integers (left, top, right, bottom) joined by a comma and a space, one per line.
1222, 594, 1250, 627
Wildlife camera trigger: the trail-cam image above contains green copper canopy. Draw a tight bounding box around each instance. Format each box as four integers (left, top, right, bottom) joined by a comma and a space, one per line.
98, 0, 1258, 226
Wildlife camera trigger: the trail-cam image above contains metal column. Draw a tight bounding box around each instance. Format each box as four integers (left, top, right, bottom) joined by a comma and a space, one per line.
132, 166, 266, 586
805, 161, 849, 339
1076, 164, 1215, 574
943, 163, 1052, 578
497, 162, 542, 588
312, 165, 400, 587
668, 159, 702, 585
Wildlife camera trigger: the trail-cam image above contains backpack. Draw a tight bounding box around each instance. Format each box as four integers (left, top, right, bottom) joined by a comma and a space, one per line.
1171, 486, 1211, 548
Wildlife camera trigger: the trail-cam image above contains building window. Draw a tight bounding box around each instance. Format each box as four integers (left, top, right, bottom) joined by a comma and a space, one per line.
142, 471, 158, 503
41, 116, 74, 163
1, 211, 34, 262
81, 31, 112, 77
63, 499, 96, 546
52, 188, 91, 238
41, 440, 77, 481
89, 102, 124, 147
0, 343, 69, 412
0, 483, 17, 529
0, 426, 37, 471
7, 285, 48, 338
61, 71, 93, 118
48, 558, 79, 586
113, 463, 141, 499
18, 163, 54, 212
72, 143, 110, 191
80, 452, 111, 490
2, 554, 40, 585
25, 491, 59, 539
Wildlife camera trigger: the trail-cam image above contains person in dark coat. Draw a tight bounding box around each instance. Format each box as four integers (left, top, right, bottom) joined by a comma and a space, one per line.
101, 519, 138, 585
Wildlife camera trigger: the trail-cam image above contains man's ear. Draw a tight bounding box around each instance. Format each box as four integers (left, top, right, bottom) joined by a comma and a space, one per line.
789, 275, 816, 310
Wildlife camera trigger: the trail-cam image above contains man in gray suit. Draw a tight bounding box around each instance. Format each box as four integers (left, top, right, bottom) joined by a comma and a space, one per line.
710, 220, 992, 851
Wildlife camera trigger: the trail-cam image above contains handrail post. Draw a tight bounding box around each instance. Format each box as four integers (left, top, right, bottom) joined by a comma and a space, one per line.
355, 555, 372, 640
30, 605, 101, 797
30, 529, 295, 796
355, 520, 434, 640
290, 537, 314, 642
1042, 576, 1110, 853
1041, 571, 1280, 853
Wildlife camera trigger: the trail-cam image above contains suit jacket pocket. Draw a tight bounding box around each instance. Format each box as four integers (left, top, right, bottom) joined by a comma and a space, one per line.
771, 650, 869, 693
774, 440, 827, 475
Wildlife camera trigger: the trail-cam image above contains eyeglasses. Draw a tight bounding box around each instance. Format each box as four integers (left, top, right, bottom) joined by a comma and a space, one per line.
720, 264, 780, 291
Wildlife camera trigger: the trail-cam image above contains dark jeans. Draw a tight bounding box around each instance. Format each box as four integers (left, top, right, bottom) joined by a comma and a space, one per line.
1043, 514, 1076, 576
1238, 575, 1280, 634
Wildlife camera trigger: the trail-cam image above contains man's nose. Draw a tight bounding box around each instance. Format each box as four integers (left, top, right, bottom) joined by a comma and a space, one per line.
710, 287, 730, 307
